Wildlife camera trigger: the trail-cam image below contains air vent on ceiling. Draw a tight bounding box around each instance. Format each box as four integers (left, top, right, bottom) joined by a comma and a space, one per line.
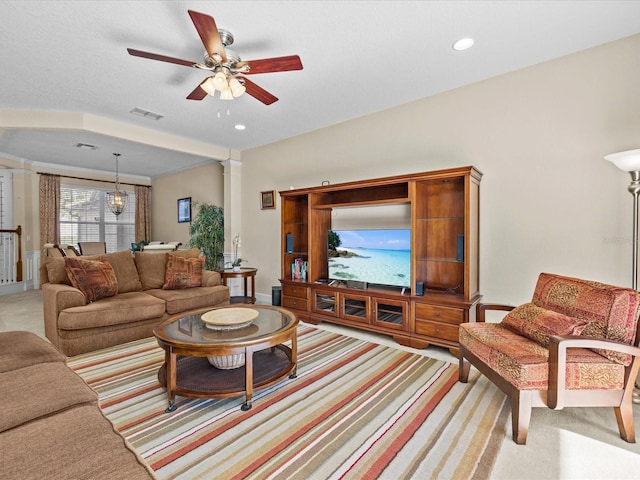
73, 142, 98, 150
130, 107, 164, 121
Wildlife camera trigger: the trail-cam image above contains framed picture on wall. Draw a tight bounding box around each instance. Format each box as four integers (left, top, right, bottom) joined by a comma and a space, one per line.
261, 190, 276, 210
178, 197, 192, 223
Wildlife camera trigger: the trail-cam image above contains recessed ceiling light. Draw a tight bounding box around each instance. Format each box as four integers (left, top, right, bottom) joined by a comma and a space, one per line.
452, 38, 475, 51
234, 124, 246, 130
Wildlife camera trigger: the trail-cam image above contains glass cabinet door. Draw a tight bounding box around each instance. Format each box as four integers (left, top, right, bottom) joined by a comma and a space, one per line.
313, 291, 338, 317
372, 298, 407, 331
341, 293, 369, 324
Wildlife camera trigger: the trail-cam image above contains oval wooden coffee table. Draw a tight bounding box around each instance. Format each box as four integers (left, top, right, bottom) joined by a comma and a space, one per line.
153, 305, 298, 412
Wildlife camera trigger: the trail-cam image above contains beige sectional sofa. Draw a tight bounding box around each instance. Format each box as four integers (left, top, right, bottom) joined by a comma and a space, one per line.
1, 330, 156, 479
41, 248, 230, 356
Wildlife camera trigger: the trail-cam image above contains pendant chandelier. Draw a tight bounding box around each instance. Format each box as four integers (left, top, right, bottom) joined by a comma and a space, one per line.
106, 153, 128, 216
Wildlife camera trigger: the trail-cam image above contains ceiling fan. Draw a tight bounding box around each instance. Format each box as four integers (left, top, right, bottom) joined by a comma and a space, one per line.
127, 10, 303, 105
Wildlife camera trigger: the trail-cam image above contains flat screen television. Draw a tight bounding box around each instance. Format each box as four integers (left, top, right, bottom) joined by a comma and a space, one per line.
328, 229, 411, 288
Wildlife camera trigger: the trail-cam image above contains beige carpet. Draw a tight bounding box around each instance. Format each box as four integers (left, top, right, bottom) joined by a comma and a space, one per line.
492, 404, 640, 479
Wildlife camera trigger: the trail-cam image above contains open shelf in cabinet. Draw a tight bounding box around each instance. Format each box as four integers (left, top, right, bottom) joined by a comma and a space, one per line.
413, 176, 467, 294
313, 182, 409, 208
282, 194, 310, 281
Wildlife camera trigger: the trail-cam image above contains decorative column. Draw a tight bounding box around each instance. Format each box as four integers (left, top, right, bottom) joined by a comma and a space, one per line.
220, 157, 242, 266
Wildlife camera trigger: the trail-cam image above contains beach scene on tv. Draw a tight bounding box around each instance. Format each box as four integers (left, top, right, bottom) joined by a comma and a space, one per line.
328, 229, 411, 288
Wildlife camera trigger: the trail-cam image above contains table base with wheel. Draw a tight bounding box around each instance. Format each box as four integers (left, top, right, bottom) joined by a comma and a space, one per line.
157, 344, 297, 411
154, 305, 298, 412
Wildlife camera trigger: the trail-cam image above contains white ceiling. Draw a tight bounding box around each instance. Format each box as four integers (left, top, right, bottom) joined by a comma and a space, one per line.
1, 1, 640, 178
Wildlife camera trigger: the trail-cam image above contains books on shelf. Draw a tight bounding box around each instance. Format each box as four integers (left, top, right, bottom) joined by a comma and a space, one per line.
291, 258, 307, 281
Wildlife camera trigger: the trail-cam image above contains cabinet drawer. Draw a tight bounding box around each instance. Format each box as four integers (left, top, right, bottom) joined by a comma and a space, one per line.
283, 285, 309, 299
283, 296, 309, 311
414, 303, 464, 325
414, 320, 459, 342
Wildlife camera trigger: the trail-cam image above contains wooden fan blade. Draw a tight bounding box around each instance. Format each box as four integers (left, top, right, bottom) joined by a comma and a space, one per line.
188, 10, 227, 63
186, 83, 208, 100
242, 78, 278, 105
237, 55, 303, 75
127, 48, 196, 67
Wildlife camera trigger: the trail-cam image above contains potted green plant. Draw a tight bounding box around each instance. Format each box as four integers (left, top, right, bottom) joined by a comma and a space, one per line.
188, 202, 224, 270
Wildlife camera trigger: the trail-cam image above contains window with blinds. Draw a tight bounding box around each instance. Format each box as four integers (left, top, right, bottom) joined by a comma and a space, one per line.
60, 184, 135, 253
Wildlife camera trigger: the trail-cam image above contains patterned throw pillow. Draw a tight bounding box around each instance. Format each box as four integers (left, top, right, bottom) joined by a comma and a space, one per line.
163, 254, 204, 290
135, 248, 201, 290
502, 302, 589, 348
64, 257, 118, 303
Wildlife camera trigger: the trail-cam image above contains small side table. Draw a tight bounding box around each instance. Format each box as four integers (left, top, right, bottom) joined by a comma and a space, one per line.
221, 267, 258, 304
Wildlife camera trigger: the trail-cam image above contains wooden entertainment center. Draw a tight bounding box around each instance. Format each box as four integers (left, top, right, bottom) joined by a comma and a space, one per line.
279, 166, 482, 355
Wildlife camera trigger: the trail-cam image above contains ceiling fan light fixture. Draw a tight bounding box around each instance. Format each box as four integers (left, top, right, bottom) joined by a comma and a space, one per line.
213, 70, 228, 89
229, 77, 246, 97
201, 77, 217, 95
219, 88, 233, 100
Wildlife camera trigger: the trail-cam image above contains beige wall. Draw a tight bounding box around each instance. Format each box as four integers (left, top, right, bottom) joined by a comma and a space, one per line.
151, 162, 224, 246
241, 34, 640, 304
0, 167, 38, 252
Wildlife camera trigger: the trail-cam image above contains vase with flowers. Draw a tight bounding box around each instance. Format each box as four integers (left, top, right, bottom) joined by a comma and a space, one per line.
231, 234, 246, 271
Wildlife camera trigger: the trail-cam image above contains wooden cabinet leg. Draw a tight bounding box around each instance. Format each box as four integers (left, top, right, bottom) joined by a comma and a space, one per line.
393, 336, 429, 349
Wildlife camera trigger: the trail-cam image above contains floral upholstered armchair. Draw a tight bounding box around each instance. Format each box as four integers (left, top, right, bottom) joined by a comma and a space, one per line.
459, 272, 640, 445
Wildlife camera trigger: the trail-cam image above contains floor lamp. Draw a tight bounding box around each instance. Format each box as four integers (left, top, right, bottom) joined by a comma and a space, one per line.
605, 148, 640, 402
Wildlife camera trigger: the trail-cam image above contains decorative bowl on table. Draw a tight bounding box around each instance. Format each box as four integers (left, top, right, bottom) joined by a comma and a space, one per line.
207, 353, 246, 369
201, 308, 259, 331
202, 307, 258, 369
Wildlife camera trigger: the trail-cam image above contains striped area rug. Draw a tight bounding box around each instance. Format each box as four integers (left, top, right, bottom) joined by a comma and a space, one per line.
68, 325, 508, 479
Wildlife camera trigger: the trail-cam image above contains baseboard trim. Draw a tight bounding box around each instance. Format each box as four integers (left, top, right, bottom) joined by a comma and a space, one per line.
0, 281, 30, 296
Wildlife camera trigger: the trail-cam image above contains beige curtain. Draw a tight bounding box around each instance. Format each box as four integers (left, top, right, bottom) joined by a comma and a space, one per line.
39, 174, 60, 248
135, 185, 151, 243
